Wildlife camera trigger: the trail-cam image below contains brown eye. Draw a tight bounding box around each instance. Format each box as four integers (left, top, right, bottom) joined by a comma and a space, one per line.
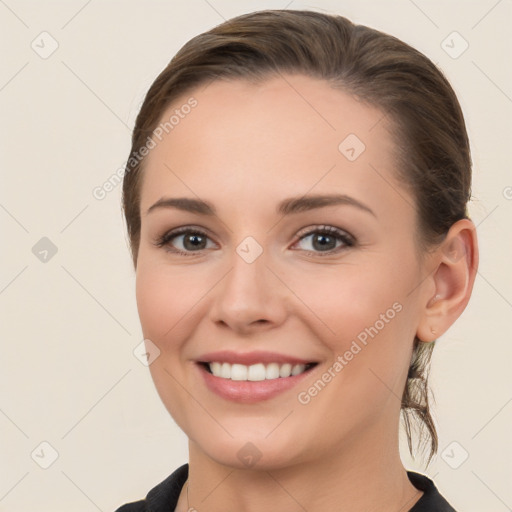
181, 232, 208, 250
155, 227, 216, 255
293, 226, 354, 255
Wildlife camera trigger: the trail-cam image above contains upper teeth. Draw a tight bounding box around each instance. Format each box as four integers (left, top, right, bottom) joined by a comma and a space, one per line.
208, 362, 309, 381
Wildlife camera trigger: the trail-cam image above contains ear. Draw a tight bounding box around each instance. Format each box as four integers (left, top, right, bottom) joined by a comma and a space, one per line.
416, 219, 479, 342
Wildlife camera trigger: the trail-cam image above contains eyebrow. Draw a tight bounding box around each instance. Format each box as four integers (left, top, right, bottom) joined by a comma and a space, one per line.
146, 193, 376, 217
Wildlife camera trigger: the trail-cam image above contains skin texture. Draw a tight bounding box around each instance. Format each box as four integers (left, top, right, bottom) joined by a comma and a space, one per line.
135, 75, 478, 512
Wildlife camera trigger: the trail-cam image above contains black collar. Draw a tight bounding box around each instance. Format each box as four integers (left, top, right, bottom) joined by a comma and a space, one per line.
117, 464, 457, 511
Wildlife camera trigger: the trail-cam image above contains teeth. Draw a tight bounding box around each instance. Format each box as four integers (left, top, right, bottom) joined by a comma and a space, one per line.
291, 364, 305, 376
207, 362, 309, 381
279, 363, 292, 377
266, 362, 280, 379
248, 363, 266, 381
231, 364, 247, 381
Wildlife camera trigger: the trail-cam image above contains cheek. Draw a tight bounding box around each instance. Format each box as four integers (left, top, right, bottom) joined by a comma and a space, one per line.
135, 269, 171, 342
135, 258, 209, 343
283, 258, 410, 345
134, 259, 206, 429
283, 256, 416, 394
289, 268, 413, 437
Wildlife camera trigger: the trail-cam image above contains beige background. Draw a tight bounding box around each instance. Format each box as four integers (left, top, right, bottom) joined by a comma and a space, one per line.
1, 0, 511, 510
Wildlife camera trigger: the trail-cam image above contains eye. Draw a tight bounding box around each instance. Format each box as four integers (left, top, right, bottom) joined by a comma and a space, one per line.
154, 227, 216, 255
292, 225, 354, 255
154, 224, 354, 257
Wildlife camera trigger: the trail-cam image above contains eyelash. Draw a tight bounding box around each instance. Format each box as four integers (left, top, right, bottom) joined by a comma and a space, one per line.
153, 225, 355, 257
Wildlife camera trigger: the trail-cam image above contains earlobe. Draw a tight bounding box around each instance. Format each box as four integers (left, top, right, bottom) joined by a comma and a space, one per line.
416, 219, 479, 343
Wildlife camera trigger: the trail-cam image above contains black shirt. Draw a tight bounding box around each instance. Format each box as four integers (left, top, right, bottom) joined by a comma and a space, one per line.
115, 464, 456, 511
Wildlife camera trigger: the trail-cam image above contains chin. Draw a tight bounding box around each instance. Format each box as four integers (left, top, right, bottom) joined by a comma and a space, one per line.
205, 441, 303, 471
187, 422, 310, 471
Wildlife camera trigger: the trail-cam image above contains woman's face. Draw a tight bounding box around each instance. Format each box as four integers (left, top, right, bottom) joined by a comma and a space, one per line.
135, 75, 429, 469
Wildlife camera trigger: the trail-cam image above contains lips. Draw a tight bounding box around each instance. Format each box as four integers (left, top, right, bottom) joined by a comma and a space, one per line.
195, 350, 319, 402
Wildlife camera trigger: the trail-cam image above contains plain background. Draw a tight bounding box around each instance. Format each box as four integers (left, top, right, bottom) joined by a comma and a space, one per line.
1, 0, 511, 510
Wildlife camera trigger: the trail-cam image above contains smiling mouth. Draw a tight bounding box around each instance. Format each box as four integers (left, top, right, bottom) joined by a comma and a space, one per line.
199, 361, 318, 381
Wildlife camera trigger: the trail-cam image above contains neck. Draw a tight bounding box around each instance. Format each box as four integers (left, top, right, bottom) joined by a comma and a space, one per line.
175, 424, 423, 512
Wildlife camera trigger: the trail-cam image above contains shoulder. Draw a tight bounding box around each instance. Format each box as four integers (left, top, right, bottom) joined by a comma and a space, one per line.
407, 471, 457, 511
114, 501, 146, 512
113, 464, 189, 512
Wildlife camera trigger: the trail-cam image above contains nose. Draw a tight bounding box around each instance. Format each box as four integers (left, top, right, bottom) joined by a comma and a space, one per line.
208, 248, 288, 334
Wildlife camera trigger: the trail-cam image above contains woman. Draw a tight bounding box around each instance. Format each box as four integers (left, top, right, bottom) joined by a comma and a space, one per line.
116, 9, 478, 512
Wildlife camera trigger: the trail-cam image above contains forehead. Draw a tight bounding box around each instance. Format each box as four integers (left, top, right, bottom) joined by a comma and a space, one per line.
139, 74, 407, 219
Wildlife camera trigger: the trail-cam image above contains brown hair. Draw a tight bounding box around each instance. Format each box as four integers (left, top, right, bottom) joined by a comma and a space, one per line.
122, 9, 472, 466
